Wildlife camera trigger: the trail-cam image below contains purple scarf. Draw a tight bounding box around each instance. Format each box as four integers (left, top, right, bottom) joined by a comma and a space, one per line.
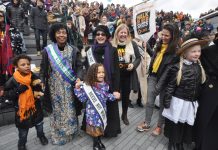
92, 41, 112, 82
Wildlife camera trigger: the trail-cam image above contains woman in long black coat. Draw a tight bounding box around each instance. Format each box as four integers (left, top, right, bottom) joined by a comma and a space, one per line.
82, 25, 121, 137
195, 34, 218, 150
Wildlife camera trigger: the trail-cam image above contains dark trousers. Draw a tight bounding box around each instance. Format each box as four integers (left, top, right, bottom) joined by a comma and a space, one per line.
18, 121, 44, 146
34, 29, 47, 52
120, 70, 131, 115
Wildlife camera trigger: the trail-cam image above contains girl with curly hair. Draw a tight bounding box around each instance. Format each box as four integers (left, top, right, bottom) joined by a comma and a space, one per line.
74, 63, 120, 150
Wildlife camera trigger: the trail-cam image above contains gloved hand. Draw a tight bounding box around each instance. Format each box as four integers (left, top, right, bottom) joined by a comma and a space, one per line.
16, 85, 28, 95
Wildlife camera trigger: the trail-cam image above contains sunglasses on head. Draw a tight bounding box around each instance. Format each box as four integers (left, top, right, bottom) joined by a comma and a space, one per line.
96, 33, 106, 37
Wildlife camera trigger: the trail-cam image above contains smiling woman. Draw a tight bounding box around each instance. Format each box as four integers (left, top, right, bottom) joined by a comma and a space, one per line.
82, 25, 121, 138
40, 23, 84, 145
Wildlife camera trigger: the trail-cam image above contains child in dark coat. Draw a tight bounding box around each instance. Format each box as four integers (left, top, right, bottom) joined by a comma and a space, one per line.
162, 38, 207, 149
2, 54, 48, 150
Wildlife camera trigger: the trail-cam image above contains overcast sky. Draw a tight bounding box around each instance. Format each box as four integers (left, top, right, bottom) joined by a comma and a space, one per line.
88, 0, 218, 18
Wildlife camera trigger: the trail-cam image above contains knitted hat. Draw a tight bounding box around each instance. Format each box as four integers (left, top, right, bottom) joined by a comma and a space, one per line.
177, 38, 208, 55
93, 25, 111, 39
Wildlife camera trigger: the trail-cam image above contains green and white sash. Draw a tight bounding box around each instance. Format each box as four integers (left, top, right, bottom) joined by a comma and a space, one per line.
45, 44, 77, 84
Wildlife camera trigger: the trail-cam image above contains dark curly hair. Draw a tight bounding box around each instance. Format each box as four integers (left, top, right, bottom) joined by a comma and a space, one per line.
13, 54, 32, 66
49, 23, 70, 43
84, 63, 107, 86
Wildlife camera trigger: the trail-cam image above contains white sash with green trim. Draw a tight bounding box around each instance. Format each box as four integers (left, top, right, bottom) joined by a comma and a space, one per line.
83, 83, 107, 129
45, 44, 77, 84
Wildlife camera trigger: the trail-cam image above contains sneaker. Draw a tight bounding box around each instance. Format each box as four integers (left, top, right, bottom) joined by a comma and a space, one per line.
37, 51, 41, 56
39, 135, 48, 145
152, 126, 162, 136
137, 122, 150, 132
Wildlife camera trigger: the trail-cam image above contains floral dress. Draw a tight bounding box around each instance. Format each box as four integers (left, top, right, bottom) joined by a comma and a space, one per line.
48, 45, 78, 145
74, 82, 115, 137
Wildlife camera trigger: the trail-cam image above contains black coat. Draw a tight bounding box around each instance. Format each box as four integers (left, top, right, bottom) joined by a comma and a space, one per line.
84, 44, 120, 92
4, 73, 43, 129
163, 62, 202, 108
83, 43, 121, 137
148, 50, 178, 81
195, 44, 218, 150
39, 44, 84, 114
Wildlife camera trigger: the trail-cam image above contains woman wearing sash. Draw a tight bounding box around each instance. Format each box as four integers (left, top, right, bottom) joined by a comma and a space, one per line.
82, 25, 121, 137
40, 23, 83, 145
111, 24, 141, 125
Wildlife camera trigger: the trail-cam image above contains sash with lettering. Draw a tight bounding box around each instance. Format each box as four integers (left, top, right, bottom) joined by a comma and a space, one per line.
83, 83, 107, 129
45, 44, 77, 84
87, 47, 96, 66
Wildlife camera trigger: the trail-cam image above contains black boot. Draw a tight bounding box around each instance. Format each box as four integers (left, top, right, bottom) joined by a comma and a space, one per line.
38, 135, 48, 145
176, 143, 184, 150
98, 136, 105, 149
137, 100, 143, 107
121, 113, 129, 125
18, 144, 27, 150
93, 137, 101, 150
168, 141, 176, 150
128, 100, 134, 108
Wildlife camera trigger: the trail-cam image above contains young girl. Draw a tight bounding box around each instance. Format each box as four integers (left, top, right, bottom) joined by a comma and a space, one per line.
2, 54, 48, 150
74, 63, 120, 150
161, 37, 207, 149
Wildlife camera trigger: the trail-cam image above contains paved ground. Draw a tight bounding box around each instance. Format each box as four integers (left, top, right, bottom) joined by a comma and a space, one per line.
0, 102, 169, 150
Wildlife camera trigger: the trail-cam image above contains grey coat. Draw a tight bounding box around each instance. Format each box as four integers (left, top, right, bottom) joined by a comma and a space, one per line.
6, 5, 25, 32
30, 6, 48, 30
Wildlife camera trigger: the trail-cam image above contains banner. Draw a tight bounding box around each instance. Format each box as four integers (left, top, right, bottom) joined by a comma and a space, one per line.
133, 1, 156, 41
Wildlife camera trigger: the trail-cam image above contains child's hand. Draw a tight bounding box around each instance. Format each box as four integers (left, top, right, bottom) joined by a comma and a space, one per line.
0, 90, 4, 97
75, 79, 82, 89
113, 91, 120, 100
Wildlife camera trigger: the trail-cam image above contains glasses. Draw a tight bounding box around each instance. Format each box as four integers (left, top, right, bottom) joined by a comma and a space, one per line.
96, 33, 106, 37
0, 15, 3, 17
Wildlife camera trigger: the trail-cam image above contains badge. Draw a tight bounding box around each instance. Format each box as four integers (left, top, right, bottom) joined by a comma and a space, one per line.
209, 84, 213, 88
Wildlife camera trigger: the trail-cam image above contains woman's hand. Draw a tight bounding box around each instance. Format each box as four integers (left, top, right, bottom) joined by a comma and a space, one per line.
142, 40, 147, 48
113, 91, 120, 100
127, 63, 134, 71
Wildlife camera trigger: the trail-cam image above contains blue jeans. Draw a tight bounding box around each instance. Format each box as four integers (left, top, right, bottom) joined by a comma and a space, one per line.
20, 32, 27, 53
18, 121, 44, 146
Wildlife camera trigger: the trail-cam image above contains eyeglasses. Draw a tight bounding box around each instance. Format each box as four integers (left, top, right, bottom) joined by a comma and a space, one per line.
0, 15, 3, 17
96, 33, 106, 37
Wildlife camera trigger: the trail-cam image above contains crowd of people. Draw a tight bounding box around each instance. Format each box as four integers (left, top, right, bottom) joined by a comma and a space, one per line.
0, 0, 218, 150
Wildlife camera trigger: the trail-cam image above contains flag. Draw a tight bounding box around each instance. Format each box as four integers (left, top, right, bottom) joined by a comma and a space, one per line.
133, 1, 156, 41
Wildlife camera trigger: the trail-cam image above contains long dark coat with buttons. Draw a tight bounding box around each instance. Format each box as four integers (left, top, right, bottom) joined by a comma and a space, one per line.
194, 43, 218, 150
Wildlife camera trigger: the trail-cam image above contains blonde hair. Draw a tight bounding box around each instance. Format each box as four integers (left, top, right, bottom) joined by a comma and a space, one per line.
176, 56, 206, 85
111, 24, 132, 47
